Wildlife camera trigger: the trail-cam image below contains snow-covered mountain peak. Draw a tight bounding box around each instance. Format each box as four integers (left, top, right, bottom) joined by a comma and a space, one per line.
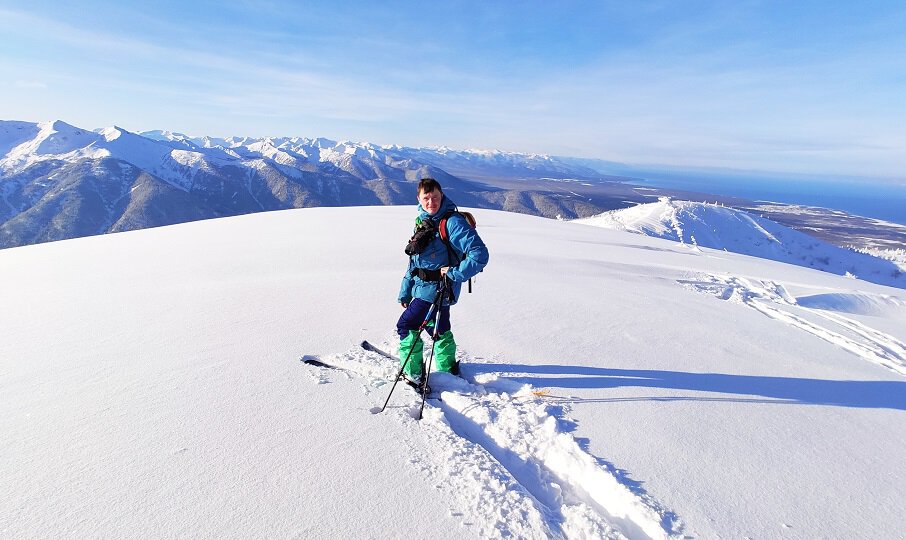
578, 197, 765, 242
140, 130, 206, 153
334, 141, 380, 159
308, 137, 337, 149
0, 120, 42, 158
199, 135, 234, 149
575, 198, 906, 289
41, 119, 82, 133
0, 120, 103, 171
100, 126, 127, 142
141, 129, 193, 142
33, 120, 101, 156
398, 144, 596, 177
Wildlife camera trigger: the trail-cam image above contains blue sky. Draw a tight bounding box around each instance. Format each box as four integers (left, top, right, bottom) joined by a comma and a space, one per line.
1, 1, 905, 179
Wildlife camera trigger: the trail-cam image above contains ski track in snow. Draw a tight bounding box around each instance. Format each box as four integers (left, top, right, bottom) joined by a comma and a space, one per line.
679, 274, 906, 376
301, 342, 681, 540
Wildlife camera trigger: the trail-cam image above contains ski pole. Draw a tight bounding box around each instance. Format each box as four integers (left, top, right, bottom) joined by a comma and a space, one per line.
378, 280, 447, 413
417, 278, 447, 420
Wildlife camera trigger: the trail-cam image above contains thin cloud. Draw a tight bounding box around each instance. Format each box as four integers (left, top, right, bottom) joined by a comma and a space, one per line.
2, 4, 905, 178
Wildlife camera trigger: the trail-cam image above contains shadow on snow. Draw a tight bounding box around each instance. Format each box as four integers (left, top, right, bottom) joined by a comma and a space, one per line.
472, 363, 906, 411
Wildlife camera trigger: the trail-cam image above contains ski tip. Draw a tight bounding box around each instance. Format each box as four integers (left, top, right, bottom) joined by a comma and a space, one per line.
301, 354, 330, 367
360, 340, 394, 359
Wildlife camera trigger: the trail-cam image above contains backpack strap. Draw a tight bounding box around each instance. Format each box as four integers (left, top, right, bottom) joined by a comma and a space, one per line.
439, 211, 476, 243
438, 210, 479, 295
438, 210, 462, 265
438, 215, 450, 242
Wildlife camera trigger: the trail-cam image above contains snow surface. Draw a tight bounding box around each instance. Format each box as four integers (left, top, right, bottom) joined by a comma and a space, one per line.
2, 206, 906, 539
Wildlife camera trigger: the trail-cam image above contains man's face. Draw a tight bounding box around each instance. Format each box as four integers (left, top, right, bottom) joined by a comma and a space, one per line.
418, 188, 443, 215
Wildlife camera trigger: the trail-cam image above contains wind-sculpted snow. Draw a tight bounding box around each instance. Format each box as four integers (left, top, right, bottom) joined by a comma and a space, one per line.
303, 341, 681, 539
796, 291, 906, 315
577, 198, 906, 290
680, 273, 906, 376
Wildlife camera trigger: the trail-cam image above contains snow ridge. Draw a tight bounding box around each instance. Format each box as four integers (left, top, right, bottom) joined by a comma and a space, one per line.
303, 341, 680, 539
576, 198, 906, 290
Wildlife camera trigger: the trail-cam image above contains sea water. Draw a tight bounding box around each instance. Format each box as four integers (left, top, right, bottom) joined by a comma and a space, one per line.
630, 171, 906, 226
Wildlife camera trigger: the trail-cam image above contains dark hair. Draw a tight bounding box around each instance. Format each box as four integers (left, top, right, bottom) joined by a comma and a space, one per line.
418, 177, 443, 194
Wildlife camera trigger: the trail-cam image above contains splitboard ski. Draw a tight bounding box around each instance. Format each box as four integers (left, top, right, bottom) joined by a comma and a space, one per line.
360, 340, 393, 359
301, 350, 432, 396
300, 354, 347, 370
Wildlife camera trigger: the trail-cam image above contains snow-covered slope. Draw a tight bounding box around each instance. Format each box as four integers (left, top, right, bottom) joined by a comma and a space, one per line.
576, 197, 906, 289
2, 207, 905, 539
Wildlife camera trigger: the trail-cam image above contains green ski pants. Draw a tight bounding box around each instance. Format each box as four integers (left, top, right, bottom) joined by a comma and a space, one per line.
399, 330, 457, 377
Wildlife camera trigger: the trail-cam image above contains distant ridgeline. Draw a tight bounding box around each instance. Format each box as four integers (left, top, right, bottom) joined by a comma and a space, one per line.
0, 120, 615, 250
2, 120, 904, 258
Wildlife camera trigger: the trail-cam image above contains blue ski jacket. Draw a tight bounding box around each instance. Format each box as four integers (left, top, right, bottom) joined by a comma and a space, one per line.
398, 196, 489, 306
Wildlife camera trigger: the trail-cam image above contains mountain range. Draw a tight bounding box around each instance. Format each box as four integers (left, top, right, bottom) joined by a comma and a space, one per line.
3, 119, 906, 264
0, 120, 615, 249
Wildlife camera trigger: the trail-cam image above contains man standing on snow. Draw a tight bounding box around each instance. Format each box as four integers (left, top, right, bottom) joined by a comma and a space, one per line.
397, 178, 489, 387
